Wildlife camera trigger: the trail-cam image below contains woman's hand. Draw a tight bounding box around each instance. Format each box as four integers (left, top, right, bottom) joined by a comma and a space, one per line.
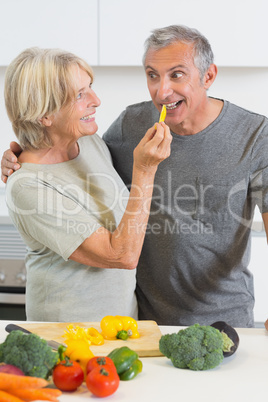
133, 122, 172, 173
1, 142, 22, 183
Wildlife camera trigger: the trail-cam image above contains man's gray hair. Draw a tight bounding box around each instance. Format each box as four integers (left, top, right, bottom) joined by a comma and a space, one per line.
142, 25, 214, 78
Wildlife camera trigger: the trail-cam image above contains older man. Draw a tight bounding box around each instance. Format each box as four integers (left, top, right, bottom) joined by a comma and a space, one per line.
103, 25, 268, 327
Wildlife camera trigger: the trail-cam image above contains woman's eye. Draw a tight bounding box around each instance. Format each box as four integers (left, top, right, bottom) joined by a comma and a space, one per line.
76, 92, 86, 102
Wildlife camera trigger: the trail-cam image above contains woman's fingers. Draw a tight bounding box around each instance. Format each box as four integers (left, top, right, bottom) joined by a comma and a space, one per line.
144, 122, 172, 158
134, 122, 172, 170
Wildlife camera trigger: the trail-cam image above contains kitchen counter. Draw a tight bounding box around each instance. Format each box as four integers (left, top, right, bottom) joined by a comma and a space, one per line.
0, 321, 267, 402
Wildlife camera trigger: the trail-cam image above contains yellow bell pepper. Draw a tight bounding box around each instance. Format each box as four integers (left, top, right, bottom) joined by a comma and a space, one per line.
100, 315, 140, 340
62, 324, 104, 379
63, 338, 94, 379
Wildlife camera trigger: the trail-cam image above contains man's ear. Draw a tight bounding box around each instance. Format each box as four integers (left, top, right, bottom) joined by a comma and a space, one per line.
39, 115, 53, 127
203, 64, 217, 90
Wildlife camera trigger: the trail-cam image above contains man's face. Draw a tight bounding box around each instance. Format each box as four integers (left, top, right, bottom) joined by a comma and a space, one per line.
145, 41, 212, 135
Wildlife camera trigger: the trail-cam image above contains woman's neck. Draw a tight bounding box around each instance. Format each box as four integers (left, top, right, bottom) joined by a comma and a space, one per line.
18, 140, 79, 165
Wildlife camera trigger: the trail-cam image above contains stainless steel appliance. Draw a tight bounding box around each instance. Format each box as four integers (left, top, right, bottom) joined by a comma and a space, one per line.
0, 216, 27, 320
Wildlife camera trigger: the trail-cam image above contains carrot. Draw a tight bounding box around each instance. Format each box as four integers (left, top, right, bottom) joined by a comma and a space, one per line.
7, 388, 62, 401
0, 372, 48, 390
0, 390, 24, 402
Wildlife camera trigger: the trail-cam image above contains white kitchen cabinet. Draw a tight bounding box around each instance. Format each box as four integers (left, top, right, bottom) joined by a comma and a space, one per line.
99, 0, 268, 66
1, 0, 267, 67
250, 235, 268, 324
0, 0, 98, 66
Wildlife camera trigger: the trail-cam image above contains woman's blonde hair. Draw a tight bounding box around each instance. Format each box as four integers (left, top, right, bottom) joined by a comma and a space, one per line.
4, 47, 94, 150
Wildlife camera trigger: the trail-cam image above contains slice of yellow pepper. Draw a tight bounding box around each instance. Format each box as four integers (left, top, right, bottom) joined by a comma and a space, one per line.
100, 315, 140, 340
159, 104, 167, 123
86, 327, 105, 346
155, 104, 167, 130
63, 324, 104, 345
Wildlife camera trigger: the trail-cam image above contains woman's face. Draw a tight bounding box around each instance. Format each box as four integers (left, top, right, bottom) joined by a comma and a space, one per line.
50, 66, 101, 140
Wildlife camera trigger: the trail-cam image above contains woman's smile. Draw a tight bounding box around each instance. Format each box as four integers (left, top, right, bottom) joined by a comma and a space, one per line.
80, 112, 96, 122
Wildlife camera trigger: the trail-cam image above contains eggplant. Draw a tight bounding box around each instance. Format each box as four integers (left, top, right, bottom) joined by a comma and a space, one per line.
210, 321, 239, 357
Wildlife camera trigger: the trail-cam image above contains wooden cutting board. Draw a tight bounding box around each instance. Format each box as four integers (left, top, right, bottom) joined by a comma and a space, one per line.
21, 320, 163, 357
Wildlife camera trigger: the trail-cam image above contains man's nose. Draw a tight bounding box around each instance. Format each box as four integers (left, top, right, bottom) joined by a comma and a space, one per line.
157, 78, 173, 99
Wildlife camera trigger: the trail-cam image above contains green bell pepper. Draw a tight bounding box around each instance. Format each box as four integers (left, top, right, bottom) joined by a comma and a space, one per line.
119, 358, 143, 381
108, 346, 142, 380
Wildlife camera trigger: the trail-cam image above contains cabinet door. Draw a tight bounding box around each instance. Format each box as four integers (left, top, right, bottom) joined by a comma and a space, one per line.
249, 235, 268, 324
0, 0, 98, 66
99, 0, 268, 66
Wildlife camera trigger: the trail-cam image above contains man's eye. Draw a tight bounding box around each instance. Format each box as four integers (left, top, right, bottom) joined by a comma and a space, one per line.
147, 72, 157, 79
173, 72, 183, 78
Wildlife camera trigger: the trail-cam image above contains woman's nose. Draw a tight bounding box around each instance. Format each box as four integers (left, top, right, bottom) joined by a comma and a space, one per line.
87, 90, 101, 107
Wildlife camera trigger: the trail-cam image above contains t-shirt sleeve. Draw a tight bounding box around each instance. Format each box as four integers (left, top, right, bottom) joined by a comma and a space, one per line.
94, 133, 114, 164
249, 121, 268, 214
6, 177, 103, 261
103, 113, 125, 148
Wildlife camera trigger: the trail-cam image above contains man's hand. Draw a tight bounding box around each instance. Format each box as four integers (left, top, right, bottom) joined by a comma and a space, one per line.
1, 141, 22, 183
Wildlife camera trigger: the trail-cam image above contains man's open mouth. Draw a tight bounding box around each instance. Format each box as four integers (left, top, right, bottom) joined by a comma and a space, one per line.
164, 101, 182, 110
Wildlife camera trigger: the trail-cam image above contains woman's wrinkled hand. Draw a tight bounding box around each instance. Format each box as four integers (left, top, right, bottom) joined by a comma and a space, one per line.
133, 122, 172, 173
1, 142, 22, 183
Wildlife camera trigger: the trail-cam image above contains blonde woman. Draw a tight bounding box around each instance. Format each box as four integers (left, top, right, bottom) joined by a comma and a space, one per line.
4, 48, 172, 322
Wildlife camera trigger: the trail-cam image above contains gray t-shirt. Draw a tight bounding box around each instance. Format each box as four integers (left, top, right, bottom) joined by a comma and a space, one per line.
103, 98, 268, 327
6, 135, 137, 322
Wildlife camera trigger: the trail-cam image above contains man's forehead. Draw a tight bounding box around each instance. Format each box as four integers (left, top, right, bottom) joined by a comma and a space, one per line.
145, 42, 195, 70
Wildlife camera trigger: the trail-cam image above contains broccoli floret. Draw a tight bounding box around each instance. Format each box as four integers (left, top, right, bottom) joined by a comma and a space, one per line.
0, 330, 59, 378
159, 324, 224, 371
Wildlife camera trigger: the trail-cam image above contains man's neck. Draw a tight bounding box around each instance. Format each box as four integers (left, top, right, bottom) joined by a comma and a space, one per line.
171, 98, 224, 136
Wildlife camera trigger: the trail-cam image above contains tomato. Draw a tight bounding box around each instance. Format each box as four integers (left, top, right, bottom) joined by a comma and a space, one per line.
86, 356, 117, 374
52, 359, 84, 392
86, 367, 120, 398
